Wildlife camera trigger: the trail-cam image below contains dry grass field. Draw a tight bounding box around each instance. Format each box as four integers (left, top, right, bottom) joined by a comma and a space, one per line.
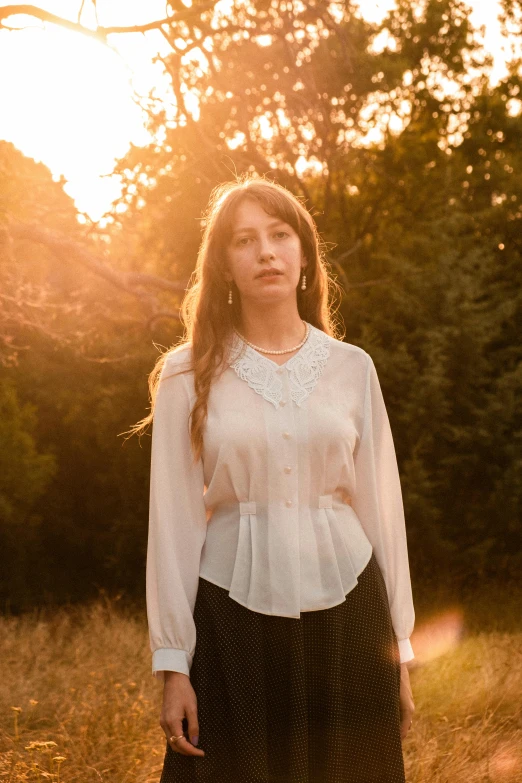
1, 585, 521, 783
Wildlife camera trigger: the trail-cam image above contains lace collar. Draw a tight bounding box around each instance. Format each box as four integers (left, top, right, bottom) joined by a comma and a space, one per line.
227, 322, 331, 408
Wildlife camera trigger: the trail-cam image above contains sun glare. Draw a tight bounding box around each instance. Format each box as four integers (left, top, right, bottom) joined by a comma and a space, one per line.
0, 20, 149, 218
410, 608, 466, 664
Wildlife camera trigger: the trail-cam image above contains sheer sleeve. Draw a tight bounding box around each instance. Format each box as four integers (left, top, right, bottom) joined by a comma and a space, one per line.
146, 354, 207, 682
351, 353, 415, 663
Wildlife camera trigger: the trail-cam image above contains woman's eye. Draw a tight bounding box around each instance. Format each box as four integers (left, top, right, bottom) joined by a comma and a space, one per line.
235, 231, 287, 246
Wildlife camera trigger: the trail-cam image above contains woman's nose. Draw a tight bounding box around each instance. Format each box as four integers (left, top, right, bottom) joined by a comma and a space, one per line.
258, 236, 275, 259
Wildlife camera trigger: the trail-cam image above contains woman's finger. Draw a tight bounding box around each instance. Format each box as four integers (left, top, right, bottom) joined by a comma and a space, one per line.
166, 717, 190, 756
166, 716, 205, 757
173, 734, 205, 756
400, 713, 413, 740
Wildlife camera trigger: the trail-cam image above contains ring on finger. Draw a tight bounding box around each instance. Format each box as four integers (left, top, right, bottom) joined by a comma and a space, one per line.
169, 734, 184, 745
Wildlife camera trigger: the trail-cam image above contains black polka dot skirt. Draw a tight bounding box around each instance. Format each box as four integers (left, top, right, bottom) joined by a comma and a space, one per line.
159, 551, 405, 783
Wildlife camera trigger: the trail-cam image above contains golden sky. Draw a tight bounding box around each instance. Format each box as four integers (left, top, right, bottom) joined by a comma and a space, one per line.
0, 0, 517, 221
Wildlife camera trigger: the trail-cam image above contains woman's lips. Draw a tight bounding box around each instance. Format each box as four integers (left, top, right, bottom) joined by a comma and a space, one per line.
258, 272, 282, 280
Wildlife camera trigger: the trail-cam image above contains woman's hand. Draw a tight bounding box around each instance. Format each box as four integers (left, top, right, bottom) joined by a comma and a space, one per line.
159, 672, 205, 757
399, 662, 415, 740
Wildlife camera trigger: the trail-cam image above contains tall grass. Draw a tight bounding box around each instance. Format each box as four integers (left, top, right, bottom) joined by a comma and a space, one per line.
1, 588, 521, 782
1, 597, 164, 782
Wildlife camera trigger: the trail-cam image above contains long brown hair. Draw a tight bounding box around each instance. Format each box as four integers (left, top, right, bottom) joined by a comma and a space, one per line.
126, 173, 344, 462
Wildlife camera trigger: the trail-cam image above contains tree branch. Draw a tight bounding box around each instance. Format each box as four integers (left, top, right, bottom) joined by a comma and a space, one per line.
0, 3, 217, 42
5, 219, 185, 323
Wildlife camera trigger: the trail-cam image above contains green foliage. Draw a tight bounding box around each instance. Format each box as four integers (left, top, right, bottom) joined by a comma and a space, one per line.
0, 379, 56, 524
0, 378, 57, 610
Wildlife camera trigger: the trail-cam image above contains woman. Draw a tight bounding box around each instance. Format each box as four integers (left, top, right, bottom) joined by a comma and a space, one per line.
140, 175, 416, 782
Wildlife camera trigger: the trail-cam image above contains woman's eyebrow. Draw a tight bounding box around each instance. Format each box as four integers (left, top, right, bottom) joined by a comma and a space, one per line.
231, 219, 287, 236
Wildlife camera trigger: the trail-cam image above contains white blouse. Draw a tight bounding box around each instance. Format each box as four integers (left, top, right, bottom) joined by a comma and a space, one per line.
146, 322, 416, 683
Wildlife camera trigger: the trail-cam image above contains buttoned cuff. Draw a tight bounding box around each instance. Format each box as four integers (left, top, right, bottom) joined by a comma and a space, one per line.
398, 637, 415, 664
152, 648, 192, 681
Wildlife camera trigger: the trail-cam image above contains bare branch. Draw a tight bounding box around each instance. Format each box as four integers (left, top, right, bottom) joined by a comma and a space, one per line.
4, 219, 184, 325
0, 2, 217, 42
331, 239, 363, 266
77, 0, 86, 25
8, 219, 185, 291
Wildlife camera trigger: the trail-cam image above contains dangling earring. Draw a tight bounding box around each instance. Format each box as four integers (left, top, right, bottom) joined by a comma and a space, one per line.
301, 269, 307, 290
228, 284, 233, 305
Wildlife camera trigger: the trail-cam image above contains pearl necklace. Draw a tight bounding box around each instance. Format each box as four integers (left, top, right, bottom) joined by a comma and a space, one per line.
234, 321, 310, 355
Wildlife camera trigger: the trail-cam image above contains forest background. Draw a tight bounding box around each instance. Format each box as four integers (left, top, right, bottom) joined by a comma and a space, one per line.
0, 0, 521, 621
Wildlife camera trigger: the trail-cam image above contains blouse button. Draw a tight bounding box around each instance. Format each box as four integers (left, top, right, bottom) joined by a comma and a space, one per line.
280, 400, 287, 407
285, 499, 293, 507
282, 431, 291, 439
284, 466, 292, 474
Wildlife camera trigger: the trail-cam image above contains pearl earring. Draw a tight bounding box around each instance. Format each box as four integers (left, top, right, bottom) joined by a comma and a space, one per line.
301, 270, 307, 290
228, 285, 233, 305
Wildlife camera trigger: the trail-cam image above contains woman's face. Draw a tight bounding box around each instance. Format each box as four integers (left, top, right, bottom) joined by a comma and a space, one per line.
224, 198, 306, 306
